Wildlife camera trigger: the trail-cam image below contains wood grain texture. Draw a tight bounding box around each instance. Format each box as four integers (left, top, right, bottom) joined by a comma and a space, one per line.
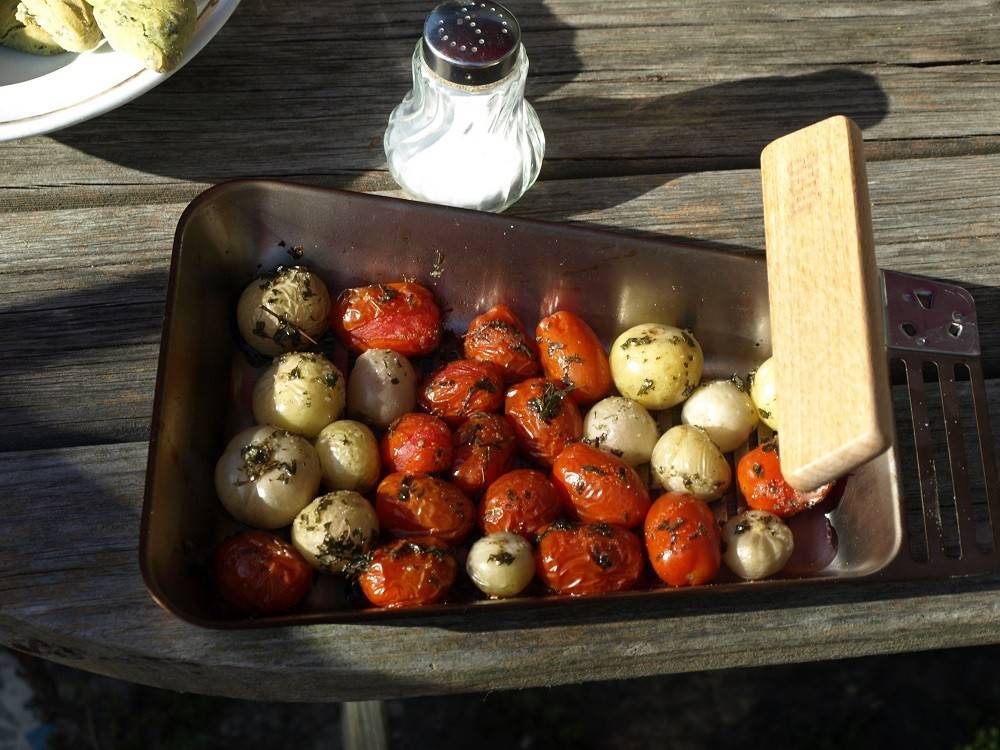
3, 0, 1000, 211
761, 116, 891, 489
3, 0, 1000, 699
0, 372, 998, 700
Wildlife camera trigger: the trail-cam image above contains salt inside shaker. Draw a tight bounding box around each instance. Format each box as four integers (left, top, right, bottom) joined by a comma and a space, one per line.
384, 1, 545, 213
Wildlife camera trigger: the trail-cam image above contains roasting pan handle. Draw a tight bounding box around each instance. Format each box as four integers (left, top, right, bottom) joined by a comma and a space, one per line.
760, 115, 893, 491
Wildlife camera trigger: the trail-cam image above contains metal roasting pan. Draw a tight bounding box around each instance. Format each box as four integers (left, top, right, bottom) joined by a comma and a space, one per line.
140, 179, 1000, 628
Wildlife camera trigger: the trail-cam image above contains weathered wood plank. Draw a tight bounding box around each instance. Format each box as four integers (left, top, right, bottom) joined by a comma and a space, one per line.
0, 373, 998, 701
3, 0, 1000, 211
3, 154, 999, 450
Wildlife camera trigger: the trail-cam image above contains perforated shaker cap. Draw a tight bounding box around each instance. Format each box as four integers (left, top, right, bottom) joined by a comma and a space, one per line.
421, 1, 521, 86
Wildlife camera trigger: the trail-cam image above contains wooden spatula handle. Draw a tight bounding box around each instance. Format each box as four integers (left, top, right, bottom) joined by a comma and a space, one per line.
760, 115, 892, 491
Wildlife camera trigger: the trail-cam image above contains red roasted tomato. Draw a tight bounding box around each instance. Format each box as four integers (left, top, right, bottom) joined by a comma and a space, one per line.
504, 377, 583, 466
737, 442, 833, 518
552, 442, 651, 528
375, 472, 475, 544
536, 311, 612, 405
331, 281, 441, 356
359, 538, 458, 609
380, 413, 453, 474
535, 520, 644, 596
419, 359, 504, 424
644, 492, 721, 587
464, 304, 540, 383
450, 412, 517, 496
213, 531, 313, 615
480, 469, 563, 539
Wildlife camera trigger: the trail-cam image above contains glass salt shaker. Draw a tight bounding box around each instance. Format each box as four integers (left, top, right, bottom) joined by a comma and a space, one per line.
384, 0, 545, 213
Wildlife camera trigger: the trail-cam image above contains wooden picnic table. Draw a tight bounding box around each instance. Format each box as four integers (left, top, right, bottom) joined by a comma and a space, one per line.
2, 0, 1000, 703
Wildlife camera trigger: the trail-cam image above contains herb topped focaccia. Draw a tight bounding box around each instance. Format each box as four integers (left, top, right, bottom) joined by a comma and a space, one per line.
89, 0, 195, 72
0, 0, 65, 54
18, 0, 101, 52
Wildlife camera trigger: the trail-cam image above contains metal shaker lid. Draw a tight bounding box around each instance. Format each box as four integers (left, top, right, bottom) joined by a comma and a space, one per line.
421, 1, 521, 86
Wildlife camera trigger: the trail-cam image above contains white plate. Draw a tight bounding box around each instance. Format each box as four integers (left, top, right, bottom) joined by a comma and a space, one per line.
0, 0, 240, 142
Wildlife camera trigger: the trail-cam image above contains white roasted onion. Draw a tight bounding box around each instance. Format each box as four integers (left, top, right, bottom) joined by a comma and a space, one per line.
346, 348, 417, 429
252, 352, 346, 438
609, 324, 703, 410
314, 420, 381, 492
237, 266, 331, 357
722, 510, 794, 580
750, 356, 779, 430
292, 491, 379, 573
583, 396, 658, 467
214, 425, 321, 529
465, 532, 535, 598
681, 379, 759, 453
650, 424, 731, 501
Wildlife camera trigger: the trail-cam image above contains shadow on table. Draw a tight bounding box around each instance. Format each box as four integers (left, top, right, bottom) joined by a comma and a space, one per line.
47, 0, 888, 220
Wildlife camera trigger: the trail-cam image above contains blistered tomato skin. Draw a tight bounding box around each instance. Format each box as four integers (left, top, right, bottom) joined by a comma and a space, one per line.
214, 531, 313, 615
504, 378, 583, 467
480, 469, 563, 539
536, 311, 613, 405
359, 539, 458, 608
552, 442, 651, 528
464, 304, 540, 383
380, 413, 453, 475
375, 472, 476, 544
535, 521, 644, 596
419, 359, 505, 424
644, 492, 721, 587
332, 281, 441, 356
450, 412, 516, 496
737, 442, 832, 518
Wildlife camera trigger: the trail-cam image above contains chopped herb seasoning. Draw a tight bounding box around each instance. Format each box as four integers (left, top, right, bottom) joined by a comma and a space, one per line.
377, 284, 399, 303
487, 551, 516, 565
287, 244, 305, 260
751, 462, 764, 476
758, 409, 772, 420
620, 334, 653, 349
324, 371, 340, 389
682, 383, 696, 398
637, 378, 655, 396
590, 549, 613, 570
729, 374, 747, 392
681, 330, 697, 348
581, 465, 608, 475
288, 366, 302, 379
591, 522, 614, 538
526, 382, 574, 422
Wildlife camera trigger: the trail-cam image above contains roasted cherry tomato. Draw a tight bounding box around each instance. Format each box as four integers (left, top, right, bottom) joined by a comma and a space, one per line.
213, 531, 313, 615
535, 520, 644, 596
536, 311, 612, 405
464, 304, 540, 383
480, 469, 563, 539
331, 281, 441, 356
644, 492, 721, 587
380, 413, 453, 474
375, 472, 475, 544
359, 538, 458, 609
737, 442, 833, 518
450, 412, 517, 496
504, 377, 583, 466
419, 359, 504, 424
552, 442, 651, 528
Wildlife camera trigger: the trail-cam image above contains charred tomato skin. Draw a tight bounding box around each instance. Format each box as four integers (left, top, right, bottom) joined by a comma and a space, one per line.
480, 468, 564, 539
535, 520, 644, 595
331, 281, 441, 356
375, 472, 475, 544
450, 412, 517, 496
380, 412, 453, 475
552, 442, 651, 528
504, 377, 583, 466
464, 304, 540, 383
419, 359, 505, 425
214, 531, 313, 615
737, 442, 833, 518
644, 492, 721, 587
536, 311, 613, 405
359, 538, 458, 608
